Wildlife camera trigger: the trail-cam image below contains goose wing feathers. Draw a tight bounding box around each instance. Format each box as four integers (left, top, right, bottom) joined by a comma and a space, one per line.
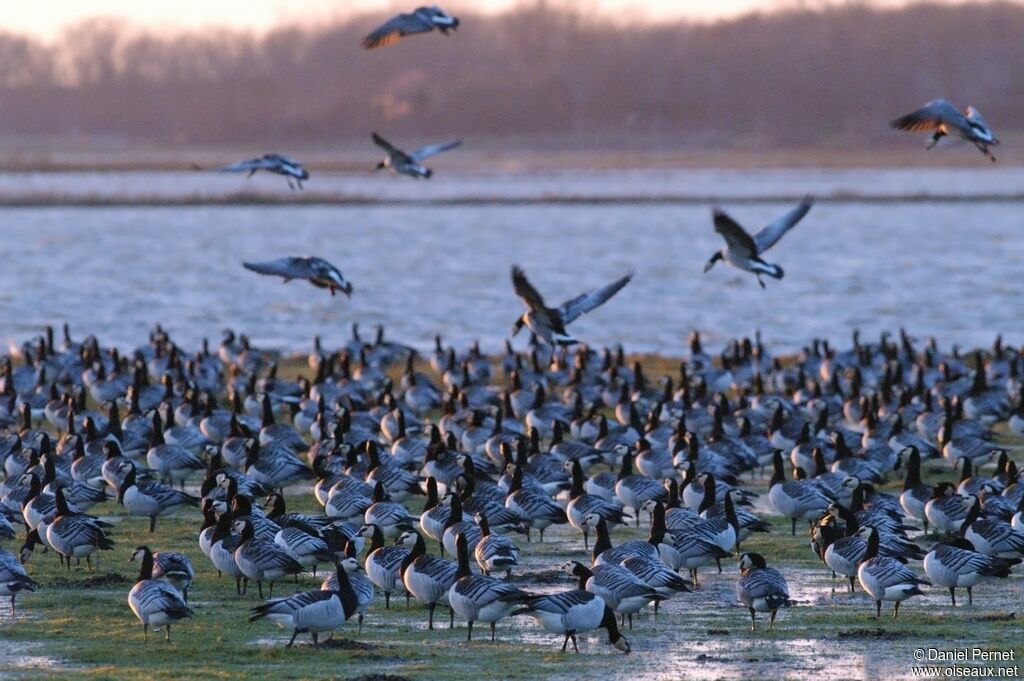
243, 257, 319, 282
557, 271, 633, 326
753, 197, 812, 254
713, 210, 758, 259
890, 99, 967, 133
362, 12, 436, 49
411, 140, 461, 162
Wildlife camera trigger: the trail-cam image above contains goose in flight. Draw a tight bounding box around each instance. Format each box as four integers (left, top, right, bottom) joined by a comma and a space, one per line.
703, 197, 813, 288
210, 154, 310, 189
372, 133, 461, 179
362, 6, 460, 50
510, 266, 633, 345
242, 257, 353, 298
890, 99, 999, 162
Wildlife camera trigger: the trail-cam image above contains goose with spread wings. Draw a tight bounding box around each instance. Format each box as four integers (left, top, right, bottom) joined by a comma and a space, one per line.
243, 257, 353, 298
510, 266, 633, 346
372, 132, 461, 179
362, 6, 459, 50
703, 197, 813, 288
890, 99, 999, 162
209, 154, 310, 189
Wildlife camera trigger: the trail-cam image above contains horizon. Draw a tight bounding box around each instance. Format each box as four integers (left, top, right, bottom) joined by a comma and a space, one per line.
0, 0, 982, 40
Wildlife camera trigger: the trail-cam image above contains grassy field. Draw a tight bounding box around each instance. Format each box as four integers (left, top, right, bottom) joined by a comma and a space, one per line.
1, 355, 1022, 680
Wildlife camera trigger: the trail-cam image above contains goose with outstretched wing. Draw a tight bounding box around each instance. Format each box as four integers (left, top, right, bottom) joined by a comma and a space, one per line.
890, 99, 998, 162
242, 257, 353, 298
362, 6, 459, 50
703, 197, 813, 288
510, 266, 633, 346
373, 132, 461, 179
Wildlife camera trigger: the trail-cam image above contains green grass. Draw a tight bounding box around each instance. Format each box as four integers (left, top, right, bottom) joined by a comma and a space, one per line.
1, 353, 1023, 680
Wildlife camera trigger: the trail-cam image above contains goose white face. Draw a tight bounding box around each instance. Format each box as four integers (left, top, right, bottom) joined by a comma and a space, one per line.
581, 513, 602, 528
854, 526, 874, 540
232, 520, 247, 534
340, 557, 361, 573
559, 561, 577, 575
841, 476, 861, 490
356, 524, 374, 538
612, 444, 630, 457
396, 531, 417, 547
130, 547, 147, 563
612, 636, 631, 653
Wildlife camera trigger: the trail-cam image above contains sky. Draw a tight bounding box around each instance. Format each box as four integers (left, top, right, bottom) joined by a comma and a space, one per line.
0, 1, 839, 40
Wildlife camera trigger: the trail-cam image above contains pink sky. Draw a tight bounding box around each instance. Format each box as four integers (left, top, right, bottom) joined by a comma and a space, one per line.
0, 1, 952, 40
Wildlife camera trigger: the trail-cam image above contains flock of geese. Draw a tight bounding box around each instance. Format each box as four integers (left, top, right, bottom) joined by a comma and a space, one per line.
0, 321, 1022, 651
0, 3, 1017, 665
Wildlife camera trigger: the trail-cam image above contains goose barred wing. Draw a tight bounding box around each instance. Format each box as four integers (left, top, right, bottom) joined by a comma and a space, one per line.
243, 257, 317, 283
411, 140, 462, 162
215, 157, 272, 173
889, 99, 967, 133
712, 210, 758, 259
934, 545, 997, 573
136, 580, 192, 615
738, 567, 790, 601
362, 12, 435, 49
557, 271, 633, 326
140, 481, 198, 507
250, 588, 333, 620
153, 552, 194, 580
519, 589, 594, 614
753, 197, 812, 254
511, 265, 550, 313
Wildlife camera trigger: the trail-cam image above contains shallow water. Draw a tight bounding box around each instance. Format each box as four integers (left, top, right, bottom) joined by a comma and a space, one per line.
0, 168, 1021, 356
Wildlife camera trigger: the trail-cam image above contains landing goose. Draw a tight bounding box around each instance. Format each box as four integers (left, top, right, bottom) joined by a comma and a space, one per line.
250, 559, 359, 647
856, 527, 930, 618
398, 529, 459, 630
358, 523, 410, 609
703, 197, 813, 288
128, 546, 194, 642
118, 468, 198, 533
233, 518, 304, 598
923, 537, 1018, 606
512, 589, 630, 653
768, 451, 831, 534
448, 533, 531, 641
0, 548, 37, 615
510, 265, 632, 346
890, 99, 999, 162
372, 132, 461, 179
243, 257, 352, 298
362, 6, 459, 50
736, 552, 792, 631
212, 154, 309, 189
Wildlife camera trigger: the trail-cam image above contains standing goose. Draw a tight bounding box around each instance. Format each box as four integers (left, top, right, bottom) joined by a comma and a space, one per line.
364, 481, 416, 539
362, 6, 459, 50
614, 452, 667, 525
510, 266, 633, 346
128, 546, 194, 642
586, 514, 659, 566
768, 451, 831, 535
512, 589, 630, 654
398, 529, 459, 630
562, 559, 664, 630
152, 551, 195, 602
703, 197, 813, 288
899, 447, 933, 534
45, 488, 115, 571
890, 99, 999, 162
372, 133, 461, 179
504, 463, 567, 543
448, 533, 531, 641
736, 552, 792, 631
243, 257, 352, 298
961, 501, 1024, 559
564, 459, 629, 549
146, 412, 205, 489
923, 537, 1018, 606
856, 526, 930, 618
418, 477, 450, 554
441, 494, 482, 558
207, 512, 244, 594
358, 523, 410, 609
250, 559, 359, 647
118, 468, 199, 533
233, 518, 304, 598
473, 512, 519, 577
319, 546, 374, 635
0, 548, 37, 616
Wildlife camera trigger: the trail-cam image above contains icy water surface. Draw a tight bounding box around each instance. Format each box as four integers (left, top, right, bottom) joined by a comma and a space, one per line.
0, 167, 1021, 355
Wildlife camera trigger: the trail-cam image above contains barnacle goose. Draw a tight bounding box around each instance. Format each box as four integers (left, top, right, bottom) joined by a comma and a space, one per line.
358, 523, 409, 609
614, 452, 668, 525
769, 451, 831, 534
562, 559, 664, 629
152, 551, 195, 602
319, 546, 374, 635
45, 488, 115, 570
856, 527, 930, 618
128, 546, 194, 642
736, 552, 792, 631
504, 463, 567, 543
512, 589, 630, 653
118, 468, 199, 533
448, 533, 531, 641
398, 529, 459, 630
473, 512, 519, 577
0, 548, 37, 615
233, 518, 304, 598
250, 559, 359, 647
924, 537, 1019, 605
